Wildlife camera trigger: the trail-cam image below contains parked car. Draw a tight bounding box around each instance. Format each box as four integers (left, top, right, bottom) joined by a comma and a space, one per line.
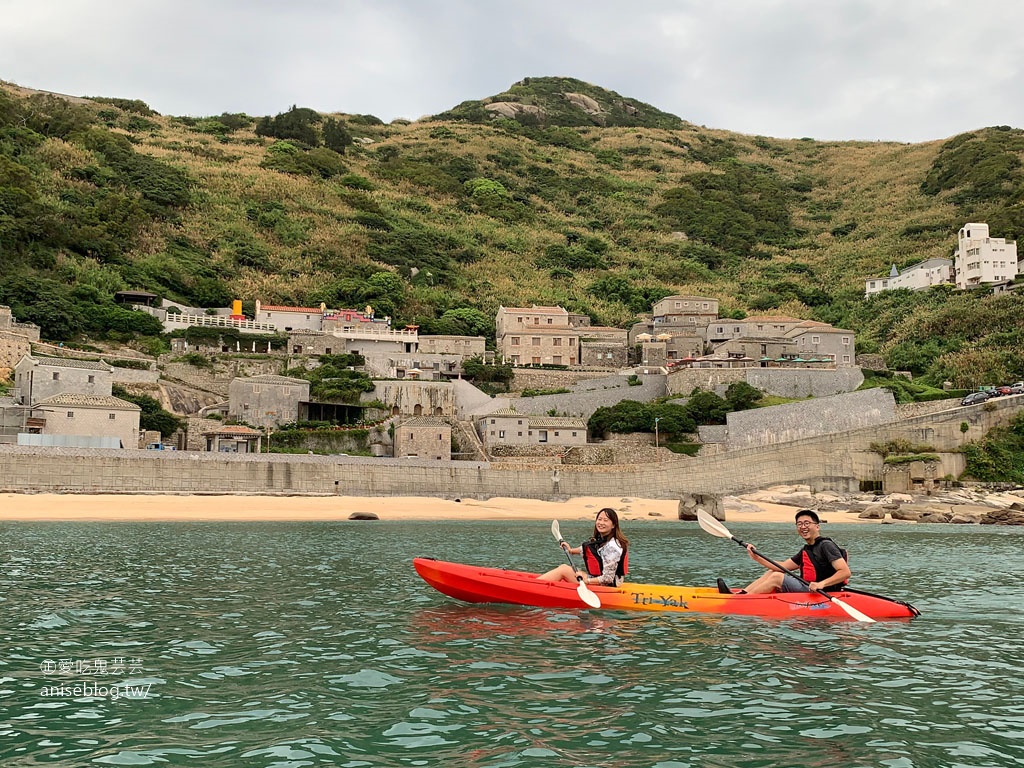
996, 385, 1014, 396
961, 391, 991, 406
1011, 382, 1024, 394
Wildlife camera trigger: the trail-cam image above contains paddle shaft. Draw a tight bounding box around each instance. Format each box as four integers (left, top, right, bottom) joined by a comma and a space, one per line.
559, 539, 587, 582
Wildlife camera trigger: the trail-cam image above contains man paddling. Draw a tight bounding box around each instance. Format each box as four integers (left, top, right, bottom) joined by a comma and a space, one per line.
739, 509, 850, 594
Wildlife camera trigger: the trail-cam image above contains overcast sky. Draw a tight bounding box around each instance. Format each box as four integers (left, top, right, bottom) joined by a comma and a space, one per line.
2, 0, 1023, 143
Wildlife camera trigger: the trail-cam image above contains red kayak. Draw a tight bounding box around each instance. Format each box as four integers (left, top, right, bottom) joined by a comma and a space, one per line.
413, 558, 920, 621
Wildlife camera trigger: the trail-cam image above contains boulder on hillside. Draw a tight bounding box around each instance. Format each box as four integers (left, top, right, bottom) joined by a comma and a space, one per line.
562, 92, 603, 115
348, 512, 380, 521
484, 102, 546, 121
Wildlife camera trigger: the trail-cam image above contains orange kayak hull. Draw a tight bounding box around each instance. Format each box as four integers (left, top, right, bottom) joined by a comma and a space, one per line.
413, 558, 919, 621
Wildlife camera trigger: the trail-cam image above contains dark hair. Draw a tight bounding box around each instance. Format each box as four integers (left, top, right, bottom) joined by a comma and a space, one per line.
595, 507, 629, 548
795, 509, 820, 524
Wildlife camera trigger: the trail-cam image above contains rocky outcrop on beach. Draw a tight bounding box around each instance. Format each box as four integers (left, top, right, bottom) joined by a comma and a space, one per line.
737, 485, 1024, 525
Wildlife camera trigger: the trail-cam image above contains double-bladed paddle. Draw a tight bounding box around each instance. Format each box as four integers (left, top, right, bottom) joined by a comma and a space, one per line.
550, 520, 601, 608
696, 509, 875, 623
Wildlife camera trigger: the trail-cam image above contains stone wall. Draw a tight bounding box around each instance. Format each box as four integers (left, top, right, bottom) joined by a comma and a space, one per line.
0, 396, 1019, 501
667, 367, 864, 398
725, 389, 897, 449
509, 373, 667, 419
111, 367, 160, 385
895, 398, 968, 419
510, 368, 617, 392
0, 332, 32, 370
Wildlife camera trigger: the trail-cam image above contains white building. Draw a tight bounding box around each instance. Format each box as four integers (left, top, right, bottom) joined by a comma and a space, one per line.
954, 223, 1018, 290
864, 258, 953, 296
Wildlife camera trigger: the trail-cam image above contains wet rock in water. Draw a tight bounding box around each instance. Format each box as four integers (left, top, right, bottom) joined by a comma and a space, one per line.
348, 512, 380, 521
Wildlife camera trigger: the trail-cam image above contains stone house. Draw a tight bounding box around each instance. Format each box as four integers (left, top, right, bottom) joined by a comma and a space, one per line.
630, 295, 719, 345
13, 355, 114, 405
478, 407, 588, 448
29, 393, 141, 448
712, 337, 799, 363
0, 306, 39, 370
369, 380, 455, 417
203, 424, 264, 453
228, 374, 310, 429
393, 416, 452, 460
785, 322, 856, 366
496, 305, 581, 365
579, 326, 629, 368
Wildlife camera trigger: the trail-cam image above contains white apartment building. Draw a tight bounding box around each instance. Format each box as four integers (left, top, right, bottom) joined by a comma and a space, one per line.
864, 258, 953, 297
954, 222, 1018, 289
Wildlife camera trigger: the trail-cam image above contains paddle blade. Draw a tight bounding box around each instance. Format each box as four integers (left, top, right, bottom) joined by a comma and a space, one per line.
551, 520, 562, 542
696, 509, 732, 539
577, 580, 601, 608
829, 594, 876, 623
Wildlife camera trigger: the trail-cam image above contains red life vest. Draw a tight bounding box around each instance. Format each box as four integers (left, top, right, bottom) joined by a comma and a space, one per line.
582, 537, 628, 579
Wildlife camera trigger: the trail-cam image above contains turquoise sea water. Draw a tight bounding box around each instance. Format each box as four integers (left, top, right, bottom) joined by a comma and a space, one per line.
1, 519, 1022, 767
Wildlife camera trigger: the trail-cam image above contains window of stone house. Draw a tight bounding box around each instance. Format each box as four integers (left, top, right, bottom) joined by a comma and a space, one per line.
499, 430, 505, 439
88, 375, 95, 384
490, 431, 495, 436
518, 420, 523, 425
569, 338, 576, 346
518, 432, 523, 436
67, 411, 74, 417
52, 372, 59, 381
109, 413, 116, 419
553, 338, 562, 346
572, 432, 577, 437
326, 348, 332, 354
843, 355, 851, 363
532, 338, 540, 345
811, 336, 820, 344
534, 318, 539, 324
490, 419, 495, 424
284, 387, 292, 396
409, 433, 413, 439
253, 385, 262, 393
717, 327, 723, 334
517, 317, 523, 323
842, 337, 850, 345
547, 318, 552, 324
554, 432, 560, 437
511, 337, 520, 346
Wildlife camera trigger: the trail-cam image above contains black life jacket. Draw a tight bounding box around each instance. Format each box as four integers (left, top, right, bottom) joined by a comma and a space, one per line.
581, 535, 628, 580
798, 536, 849, 589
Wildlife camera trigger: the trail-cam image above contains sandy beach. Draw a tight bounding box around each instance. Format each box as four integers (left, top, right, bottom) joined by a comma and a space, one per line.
0, 492, 873, 524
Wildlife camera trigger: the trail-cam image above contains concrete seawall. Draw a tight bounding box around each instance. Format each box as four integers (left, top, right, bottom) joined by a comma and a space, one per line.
1, 397, 1019, 501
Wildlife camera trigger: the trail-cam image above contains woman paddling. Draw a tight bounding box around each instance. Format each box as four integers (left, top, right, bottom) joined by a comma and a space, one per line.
538, 507, 629, 587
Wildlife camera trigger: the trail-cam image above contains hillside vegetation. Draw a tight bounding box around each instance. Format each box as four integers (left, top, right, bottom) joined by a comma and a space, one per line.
1, 76, 1023, 387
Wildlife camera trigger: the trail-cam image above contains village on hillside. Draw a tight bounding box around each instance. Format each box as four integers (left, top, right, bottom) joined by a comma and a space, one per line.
0, 220, 1020, 485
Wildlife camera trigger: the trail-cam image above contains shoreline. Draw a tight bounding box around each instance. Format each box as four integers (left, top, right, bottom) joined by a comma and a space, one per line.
0, 492, 875, 524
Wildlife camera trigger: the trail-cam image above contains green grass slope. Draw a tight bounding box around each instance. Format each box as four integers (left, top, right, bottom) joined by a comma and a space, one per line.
0, 78, 1022, 387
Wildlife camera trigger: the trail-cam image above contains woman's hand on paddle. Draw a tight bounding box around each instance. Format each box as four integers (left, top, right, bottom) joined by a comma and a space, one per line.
559, 540, 570, 552
745, 542, 759, 559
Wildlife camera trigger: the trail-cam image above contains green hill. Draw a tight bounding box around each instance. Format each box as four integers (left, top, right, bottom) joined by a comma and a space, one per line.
0, 77, 1022, 387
